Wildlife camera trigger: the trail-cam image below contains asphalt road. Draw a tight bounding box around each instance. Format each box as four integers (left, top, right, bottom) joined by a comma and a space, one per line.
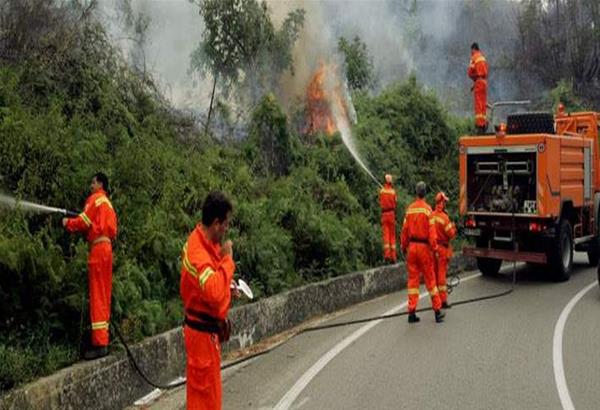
142, 253, 599, 410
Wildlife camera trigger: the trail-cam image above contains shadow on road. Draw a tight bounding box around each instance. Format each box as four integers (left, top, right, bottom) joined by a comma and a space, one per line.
477, 254, 594, 286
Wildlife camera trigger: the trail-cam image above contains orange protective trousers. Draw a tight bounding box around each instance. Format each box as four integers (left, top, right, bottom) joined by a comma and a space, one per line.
184, 325, 221, 410
407, 243, 442, 312
473, 79, 487, 128
89, 242, 113, 347
434, 246, 450, 304
381, 211, 397, 262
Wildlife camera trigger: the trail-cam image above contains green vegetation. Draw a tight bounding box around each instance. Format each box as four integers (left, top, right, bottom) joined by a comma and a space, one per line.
189, 0, 305, 131
0, 0, 455, 390
0, 45, 460, 392
338, 35, 375, 91
4, 0, 594, 394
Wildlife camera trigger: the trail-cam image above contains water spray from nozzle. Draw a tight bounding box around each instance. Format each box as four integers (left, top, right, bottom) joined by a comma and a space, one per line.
321, 63, 382, 188
0, 193, 78, 217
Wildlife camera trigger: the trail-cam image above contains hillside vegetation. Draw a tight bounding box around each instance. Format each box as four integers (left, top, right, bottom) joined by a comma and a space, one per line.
0, 0, 484, 391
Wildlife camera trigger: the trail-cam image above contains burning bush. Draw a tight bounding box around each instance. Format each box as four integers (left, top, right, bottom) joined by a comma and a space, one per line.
304, 62, 355, 137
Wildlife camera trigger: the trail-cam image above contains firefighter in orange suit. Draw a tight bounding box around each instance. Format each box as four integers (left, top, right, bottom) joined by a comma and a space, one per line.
400, 181, 445, 323
63, 172, 117, 360
379, 174, 398, 263
180, 191, 237, 410
468, 42, 489, 132
431, 192, 457, 308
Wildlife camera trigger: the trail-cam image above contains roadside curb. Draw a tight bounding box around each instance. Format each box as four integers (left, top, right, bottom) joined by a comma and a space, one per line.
0, 256, 475, 410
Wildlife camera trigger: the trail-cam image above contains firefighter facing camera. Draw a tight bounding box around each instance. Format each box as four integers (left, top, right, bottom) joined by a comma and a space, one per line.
180, 191, 240, 410
400, 181, 445, 323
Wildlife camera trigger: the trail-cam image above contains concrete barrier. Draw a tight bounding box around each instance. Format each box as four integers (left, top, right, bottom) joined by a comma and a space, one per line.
0, 256, 476, 410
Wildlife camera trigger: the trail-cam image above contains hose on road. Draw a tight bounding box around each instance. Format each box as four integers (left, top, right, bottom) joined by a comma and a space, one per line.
111, 260, 517, 390
115, 175, 520, 389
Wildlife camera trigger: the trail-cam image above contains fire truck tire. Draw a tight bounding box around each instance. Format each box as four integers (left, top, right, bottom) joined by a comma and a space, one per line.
587, 215, 600, 266
476, 257, 502, 277
587, 244, 599, 267
548, 219, 573, 281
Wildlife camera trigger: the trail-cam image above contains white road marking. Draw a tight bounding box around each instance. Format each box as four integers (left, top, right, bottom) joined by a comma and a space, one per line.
134, 388, 162, 406
274, 272, 483, 410
553, 279, 598, 410
132, 376, 186, 406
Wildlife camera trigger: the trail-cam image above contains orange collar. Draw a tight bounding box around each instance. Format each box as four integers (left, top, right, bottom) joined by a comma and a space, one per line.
195, 225, 221, 261
414, 198, 428, 206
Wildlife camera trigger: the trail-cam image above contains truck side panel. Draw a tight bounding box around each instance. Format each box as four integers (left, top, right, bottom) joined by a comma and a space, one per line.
555, 112, 600, 191
543, 136, 561, 217
560, 138, 588, 209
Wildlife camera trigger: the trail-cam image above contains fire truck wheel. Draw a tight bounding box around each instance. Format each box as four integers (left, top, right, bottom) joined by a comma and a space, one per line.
587, 244, 599, 267
548, 219, 573, 281
587, 215, 600, 266
476, 257, 502, 277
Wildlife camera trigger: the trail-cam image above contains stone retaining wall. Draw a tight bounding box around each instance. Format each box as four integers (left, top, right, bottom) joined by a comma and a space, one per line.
0, 257, 476, 410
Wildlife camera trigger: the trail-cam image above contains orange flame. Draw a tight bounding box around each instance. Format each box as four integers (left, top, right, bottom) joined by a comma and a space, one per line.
305, 62, 340, 136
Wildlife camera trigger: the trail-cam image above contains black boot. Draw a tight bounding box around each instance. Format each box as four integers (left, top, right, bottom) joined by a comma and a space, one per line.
435, 310, 445, 323
83, 346, 109, 360
408, 312, 420, 323
442, 301, 451, 309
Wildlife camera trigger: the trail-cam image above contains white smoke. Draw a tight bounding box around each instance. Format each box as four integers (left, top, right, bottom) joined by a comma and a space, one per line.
270, 0, 526, 115
96, 0, 527, 115
97, 0, 210, 112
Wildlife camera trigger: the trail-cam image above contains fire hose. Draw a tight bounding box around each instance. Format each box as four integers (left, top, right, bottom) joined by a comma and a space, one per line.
108, 257, 517, 392
214, 173, 520, 372
0, 191, 518, 393
216, 260, 517, 372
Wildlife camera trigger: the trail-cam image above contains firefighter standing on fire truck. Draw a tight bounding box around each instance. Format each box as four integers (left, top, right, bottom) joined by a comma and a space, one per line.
400, 181, 445, 323
468, 42, 489, 132
63, 172, 117, 360
180, 191, 238, 410
379, 174, 398, 263
431, 192, 457, 308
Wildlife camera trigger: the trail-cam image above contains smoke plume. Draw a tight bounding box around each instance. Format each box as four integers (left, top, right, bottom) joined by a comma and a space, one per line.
99, 0, 528, 116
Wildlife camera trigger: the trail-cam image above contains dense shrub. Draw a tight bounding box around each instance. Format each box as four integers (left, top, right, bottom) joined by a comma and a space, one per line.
0, 12, 462, 393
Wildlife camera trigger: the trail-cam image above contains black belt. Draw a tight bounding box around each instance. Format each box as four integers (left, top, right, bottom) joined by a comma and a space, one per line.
184, 316, 220, 334
382, 209, 395, 213
409, 238, 429, 244
437, 241, 449, 248
184, 309, 220, 332
184, 309, 231, 342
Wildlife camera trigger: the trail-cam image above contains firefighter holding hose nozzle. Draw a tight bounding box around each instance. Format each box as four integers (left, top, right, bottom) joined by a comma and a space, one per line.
62, 172, 117, 360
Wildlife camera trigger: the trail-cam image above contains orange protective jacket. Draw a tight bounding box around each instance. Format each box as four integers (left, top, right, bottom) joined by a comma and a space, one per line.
180, 226, 236, 321
180, 225, 235, 410
65, 189, 117, 241
431, 208, 457, 256
379, 183, 397, 217
468, 50, 488, 81
65, 189, 117, 347
400, 198, 437, 253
